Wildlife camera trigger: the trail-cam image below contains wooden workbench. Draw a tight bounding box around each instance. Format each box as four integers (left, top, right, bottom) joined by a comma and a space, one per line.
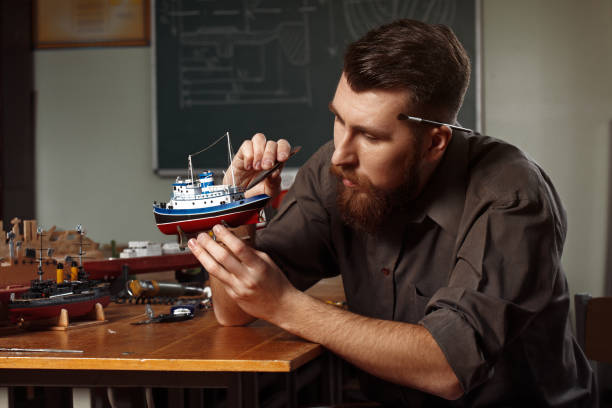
0, 276, 345, 407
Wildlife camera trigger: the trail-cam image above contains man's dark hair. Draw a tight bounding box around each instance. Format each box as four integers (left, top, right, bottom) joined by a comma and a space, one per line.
343, 19, 471, 123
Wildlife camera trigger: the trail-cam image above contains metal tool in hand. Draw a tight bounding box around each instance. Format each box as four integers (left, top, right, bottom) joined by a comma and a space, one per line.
245, 146, 301, 190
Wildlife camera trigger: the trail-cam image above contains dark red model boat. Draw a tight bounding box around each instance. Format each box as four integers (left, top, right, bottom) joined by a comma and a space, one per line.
7, 225, 110, 323
8, 278, 110, 323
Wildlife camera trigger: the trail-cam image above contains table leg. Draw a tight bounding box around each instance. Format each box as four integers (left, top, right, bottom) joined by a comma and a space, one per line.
168, 388, 184, 406
286, 372, 297, 408
241, 373, 258, 408
226, 373, 259, 408
72, 388, 92, 408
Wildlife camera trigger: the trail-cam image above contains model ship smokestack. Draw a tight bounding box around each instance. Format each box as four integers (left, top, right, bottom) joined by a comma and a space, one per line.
56, 262, 64, 284
70, 261, 78, 281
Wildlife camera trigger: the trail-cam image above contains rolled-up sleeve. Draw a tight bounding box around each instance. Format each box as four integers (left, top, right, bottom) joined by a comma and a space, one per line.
420, 190, 566, 392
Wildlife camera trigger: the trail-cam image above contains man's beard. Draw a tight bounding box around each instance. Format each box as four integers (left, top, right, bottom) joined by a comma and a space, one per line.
330, 156, 421, 234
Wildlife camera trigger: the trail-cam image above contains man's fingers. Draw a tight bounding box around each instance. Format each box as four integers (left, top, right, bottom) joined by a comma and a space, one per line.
238, 139, 254, 171
277, 139, 291, 161
262, 140, 277, 170
251, 133, 266, 171
188, 237, 235, 287
196, 232, 246, 274
211, 225, 264, 269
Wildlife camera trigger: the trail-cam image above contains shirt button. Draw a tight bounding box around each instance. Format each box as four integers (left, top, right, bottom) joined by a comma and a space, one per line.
381, 268, 390, 276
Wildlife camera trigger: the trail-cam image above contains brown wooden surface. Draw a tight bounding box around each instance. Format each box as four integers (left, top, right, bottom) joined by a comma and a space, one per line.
0, 276, 344, 374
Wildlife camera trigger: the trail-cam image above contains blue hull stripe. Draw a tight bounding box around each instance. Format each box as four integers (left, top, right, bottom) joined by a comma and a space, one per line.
153, 194, 269, 216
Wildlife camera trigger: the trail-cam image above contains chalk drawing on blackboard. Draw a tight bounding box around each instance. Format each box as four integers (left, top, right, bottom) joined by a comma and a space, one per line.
342, 0, 456, 40
158, 0, 457, 110
158, 0, 329, 108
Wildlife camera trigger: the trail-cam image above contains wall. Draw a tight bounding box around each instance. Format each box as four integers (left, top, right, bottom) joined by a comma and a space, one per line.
483, 0, 612, 297
34, 48, 169, 244
35, 1, 612, 296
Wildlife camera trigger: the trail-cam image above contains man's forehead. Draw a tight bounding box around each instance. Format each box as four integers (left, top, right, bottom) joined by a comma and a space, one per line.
334, 74, 414, 114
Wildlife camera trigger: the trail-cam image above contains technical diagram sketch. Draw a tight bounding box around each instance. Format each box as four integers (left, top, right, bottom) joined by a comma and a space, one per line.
159, 0, 318, 108
342, 0, 456, 40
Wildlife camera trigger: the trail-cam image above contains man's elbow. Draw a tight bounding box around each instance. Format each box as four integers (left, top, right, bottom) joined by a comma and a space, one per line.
437, 375, 464, 400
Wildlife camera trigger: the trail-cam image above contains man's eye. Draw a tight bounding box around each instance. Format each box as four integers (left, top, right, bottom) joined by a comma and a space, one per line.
363, 133, 379, 142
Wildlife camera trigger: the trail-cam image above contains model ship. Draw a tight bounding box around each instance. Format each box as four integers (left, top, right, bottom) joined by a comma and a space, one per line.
7, 225, 111, 323
153, 132, 270, 236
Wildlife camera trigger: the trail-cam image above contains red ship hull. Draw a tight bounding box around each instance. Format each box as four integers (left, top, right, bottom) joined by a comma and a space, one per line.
8, 294, 111, 323
155, 207, 261, 235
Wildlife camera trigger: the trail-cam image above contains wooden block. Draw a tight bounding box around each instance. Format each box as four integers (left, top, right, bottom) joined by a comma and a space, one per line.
19, 305, 108, 331
49, 304, 108, 331
91, 303, 105, 321
31, 220, 37, 242
23, 220, 33, 243
56, 308, 69, 327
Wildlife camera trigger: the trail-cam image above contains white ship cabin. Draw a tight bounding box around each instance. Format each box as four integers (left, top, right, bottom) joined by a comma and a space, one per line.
169, 171, 245, 210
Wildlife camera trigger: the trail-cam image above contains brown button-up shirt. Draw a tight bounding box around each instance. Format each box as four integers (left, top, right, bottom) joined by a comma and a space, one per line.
256, 133, 595, 407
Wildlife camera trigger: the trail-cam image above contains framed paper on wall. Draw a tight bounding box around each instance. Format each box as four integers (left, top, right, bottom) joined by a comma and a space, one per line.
34, 0, 150, 48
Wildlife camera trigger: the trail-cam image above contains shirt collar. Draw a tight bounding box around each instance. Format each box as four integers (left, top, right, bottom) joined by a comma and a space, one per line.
412, 132, 469, 237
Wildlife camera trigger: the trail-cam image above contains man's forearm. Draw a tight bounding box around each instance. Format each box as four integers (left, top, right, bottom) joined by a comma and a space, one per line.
209, 275, 255, 326
272, 290, 463, 400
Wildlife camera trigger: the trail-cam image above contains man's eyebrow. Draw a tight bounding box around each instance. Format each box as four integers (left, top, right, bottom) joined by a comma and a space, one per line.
329, 101, 391, 138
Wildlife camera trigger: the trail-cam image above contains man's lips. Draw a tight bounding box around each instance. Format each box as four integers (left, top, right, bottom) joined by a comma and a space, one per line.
342, 178, 357, 188
330, 164, 360, 188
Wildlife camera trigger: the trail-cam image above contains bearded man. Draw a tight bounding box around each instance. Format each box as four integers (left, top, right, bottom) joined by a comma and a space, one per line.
188, 19, 595, 406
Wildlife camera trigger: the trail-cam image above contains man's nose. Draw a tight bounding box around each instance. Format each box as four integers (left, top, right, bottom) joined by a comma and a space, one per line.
331, 131, 357, 167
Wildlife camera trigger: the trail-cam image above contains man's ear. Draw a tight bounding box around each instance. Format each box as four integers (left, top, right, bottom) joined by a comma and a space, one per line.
423, 125, 452, 163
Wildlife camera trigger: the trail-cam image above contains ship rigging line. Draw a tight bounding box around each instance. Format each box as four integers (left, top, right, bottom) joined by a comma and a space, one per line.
189, 132, 228, 158
187, 132, 236, 188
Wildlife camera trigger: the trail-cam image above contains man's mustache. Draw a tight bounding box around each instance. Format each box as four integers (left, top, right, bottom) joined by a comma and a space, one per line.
329, 164, 360, 186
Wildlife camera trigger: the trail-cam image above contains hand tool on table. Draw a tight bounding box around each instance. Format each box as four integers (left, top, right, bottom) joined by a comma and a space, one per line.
131, 297, 211, 325
126, 279, 210, 298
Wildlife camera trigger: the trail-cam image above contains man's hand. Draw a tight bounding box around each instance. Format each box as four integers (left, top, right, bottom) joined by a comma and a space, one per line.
188, 224, 299, 323
224, 133, 291, 199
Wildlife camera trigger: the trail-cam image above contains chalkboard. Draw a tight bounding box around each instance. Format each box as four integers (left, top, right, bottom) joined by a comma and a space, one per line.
153, 0, 480, 174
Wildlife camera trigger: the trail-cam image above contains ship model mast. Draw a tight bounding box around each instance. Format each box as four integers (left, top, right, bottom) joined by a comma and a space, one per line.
187, 131, 236, 190
76, 224, 86, 269
34, 226, 54, 282
36, 226, 44, 282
